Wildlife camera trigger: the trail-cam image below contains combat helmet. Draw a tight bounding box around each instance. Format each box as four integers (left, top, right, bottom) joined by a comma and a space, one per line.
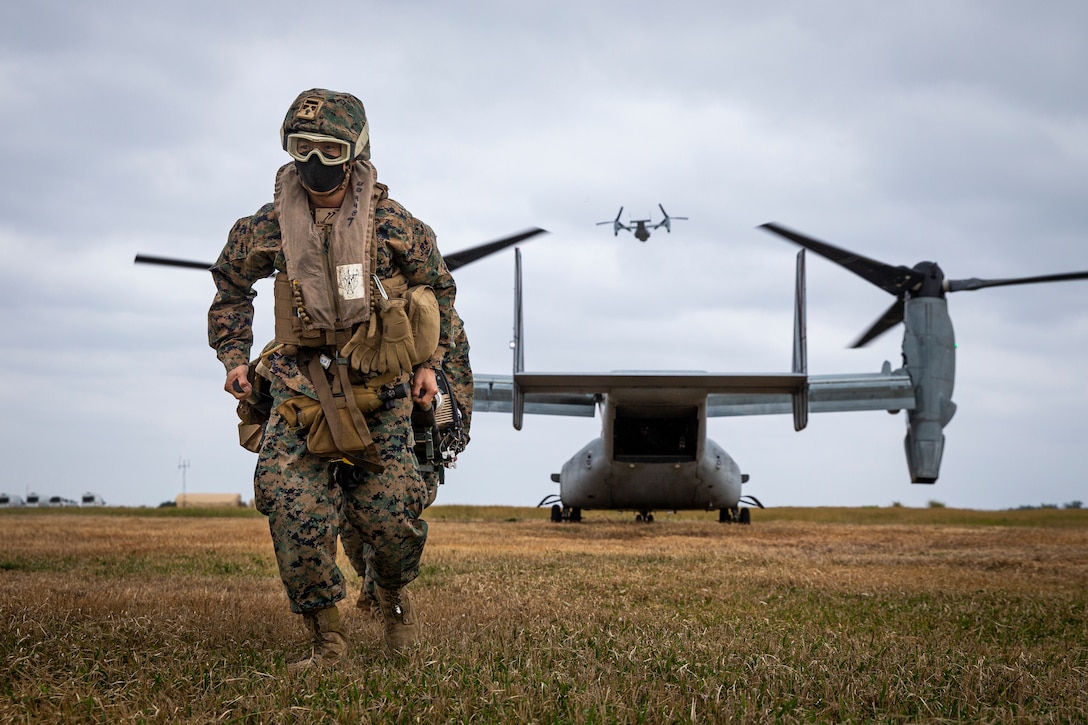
280, 88, 370, 163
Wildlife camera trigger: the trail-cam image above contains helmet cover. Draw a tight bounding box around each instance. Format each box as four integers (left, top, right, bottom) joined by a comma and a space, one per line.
280, 88, 370, 161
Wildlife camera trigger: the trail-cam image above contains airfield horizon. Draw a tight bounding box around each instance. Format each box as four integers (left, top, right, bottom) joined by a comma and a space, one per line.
2, 507, 1086, 722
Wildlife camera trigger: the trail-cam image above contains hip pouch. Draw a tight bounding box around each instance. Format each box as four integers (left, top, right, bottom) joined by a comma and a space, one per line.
236, 363, 273, 453
276, 357, 401, 472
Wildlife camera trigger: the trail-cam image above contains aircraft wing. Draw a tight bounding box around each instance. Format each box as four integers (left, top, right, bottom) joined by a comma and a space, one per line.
474, 371, 807, 418
707, 368, 915, 417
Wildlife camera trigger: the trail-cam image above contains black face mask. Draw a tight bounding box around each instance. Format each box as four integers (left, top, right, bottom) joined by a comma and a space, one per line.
295, 158, 348, 193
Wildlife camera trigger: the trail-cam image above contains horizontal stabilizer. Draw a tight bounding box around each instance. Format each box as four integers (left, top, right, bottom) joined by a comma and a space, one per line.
515, 371, 806, 395
707, 370, 915, 417
473, 377, 596, 417
474, 371, 809, 418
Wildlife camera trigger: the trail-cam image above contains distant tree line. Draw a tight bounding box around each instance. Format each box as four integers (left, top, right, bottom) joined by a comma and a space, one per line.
1013, 501, 1082, 510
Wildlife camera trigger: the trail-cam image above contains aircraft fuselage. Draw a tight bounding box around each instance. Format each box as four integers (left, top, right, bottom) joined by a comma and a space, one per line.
555, 388, 743, 511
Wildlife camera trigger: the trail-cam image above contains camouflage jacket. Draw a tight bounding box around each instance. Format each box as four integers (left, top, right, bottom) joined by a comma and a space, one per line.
208, 180, 456, 386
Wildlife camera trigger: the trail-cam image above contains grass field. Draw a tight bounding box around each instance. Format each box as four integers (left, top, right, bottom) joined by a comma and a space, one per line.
1, 506, 1086, 723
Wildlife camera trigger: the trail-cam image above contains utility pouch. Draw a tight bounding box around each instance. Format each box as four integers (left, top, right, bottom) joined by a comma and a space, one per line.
340, 281, 440, 376
235, 363, 272, 453
306, 378, 387, 452
405, 284, 440, 365
238, 423, 263, 453
276, 359, 400, 471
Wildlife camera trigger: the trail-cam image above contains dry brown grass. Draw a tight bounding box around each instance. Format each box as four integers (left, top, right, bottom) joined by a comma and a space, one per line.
1, 507, 1086, 723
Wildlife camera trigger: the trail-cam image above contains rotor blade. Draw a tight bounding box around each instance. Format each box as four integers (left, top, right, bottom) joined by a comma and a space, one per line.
657, 203, 688, 221
134, 254, 212, 270
759, 223, 922, 297
946, 270, 1088, 292
850, 298, 905, 348
136, 227, 548, 274
444, 227, 548, 271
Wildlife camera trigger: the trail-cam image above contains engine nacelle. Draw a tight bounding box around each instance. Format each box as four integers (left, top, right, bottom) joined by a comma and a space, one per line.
901, 297, 957, 483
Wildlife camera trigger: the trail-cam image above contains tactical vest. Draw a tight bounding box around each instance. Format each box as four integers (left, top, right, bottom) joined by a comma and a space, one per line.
270, 162, 439, 364
272, 267, 422, 349
271, 160, 380, 349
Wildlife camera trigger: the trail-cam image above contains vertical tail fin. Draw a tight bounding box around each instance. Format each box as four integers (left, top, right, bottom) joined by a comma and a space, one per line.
792, 249, 809, 431
512, 247, 525, 430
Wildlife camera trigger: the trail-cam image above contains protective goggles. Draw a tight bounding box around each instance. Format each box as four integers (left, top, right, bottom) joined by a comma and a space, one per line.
285, 133, 353, 165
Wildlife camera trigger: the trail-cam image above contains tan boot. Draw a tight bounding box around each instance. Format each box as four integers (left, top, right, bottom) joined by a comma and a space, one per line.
288, 605, 348, 672
374, 584, 420, 654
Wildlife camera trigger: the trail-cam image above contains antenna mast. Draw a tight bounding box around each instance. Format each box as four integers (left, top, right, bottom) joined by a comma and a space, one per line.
178, 458, 190, 505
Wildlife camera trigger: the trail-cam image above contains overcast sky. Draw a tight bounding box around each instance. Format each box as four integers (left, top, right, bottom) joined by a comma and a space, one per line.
2, 1, 1086, 511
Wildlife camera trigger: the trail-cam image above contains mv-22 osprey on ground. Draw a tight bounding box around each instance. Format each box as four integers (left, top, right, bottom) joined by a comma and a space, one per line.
473, 225, 1088, 523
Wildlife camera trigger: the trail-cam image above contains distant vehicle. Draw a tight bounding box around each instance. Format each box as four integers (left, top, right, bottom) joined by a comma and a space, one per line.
81, 492, 106, 506
0, 493, 25, 507
25, 492, 40, 507
45, 495, 79, 507
596, 204, 687, 242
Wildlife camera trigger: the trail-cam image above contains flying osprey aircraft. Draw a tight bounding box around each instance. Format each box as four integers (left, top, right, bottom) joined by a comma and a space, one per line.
597, 204, 687, 242
473, 228, 1088, 523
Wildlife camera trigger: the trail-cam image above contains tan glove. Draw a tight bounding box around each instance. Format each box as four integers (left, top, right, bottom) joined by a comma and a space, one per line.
341, 315, 382, 374
375, 297, 415, 375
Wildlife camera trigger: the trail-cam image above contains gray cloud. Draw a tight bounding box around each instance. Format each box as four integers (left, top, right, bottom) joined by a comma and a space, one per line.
1, 0, 1086, 510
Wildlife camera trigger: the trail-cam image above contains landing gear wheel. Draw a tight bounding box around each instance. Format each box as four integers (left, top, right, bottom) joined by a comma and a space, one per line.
739, 507, 751, 525
552, 506, 582, 523
719, 506, 739, 524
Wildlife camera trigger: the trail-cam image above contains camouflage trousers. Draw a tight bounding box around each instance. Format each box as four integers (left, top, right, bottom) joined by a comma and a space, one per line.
340, 465, 440, 603
254, 375, 428, 614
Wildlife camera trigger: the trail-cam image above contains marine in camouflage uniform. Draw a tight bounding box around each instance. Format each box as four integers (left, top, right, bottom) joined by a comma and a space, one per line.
208, 89, 456, 667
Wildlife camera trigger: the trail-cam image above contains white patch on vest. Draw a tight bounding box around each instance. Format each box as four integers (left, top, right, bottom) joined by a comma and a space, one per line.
337, 263, 365, 300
